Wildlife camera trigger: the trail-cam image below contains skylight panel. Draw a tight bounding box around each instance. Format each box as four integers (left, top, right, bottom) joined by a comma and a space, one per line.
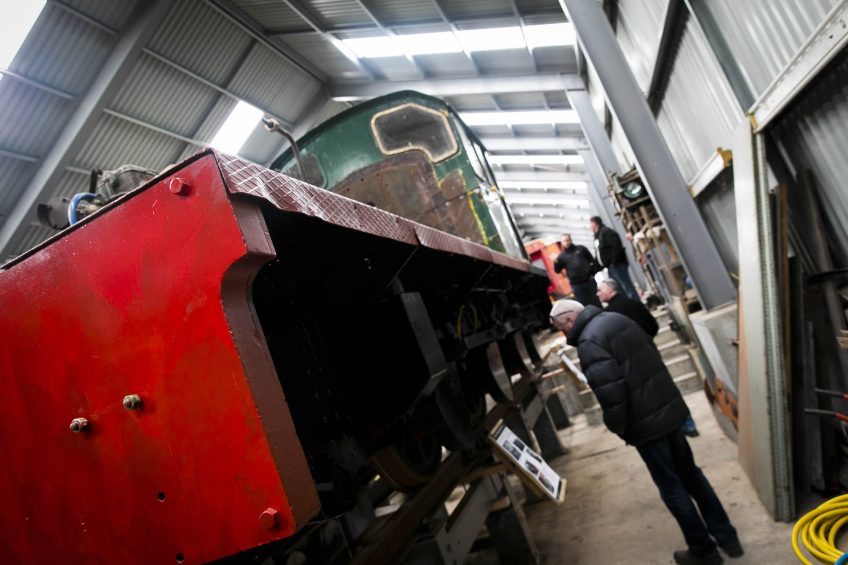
487, 154, 584, 166
460, 110, 579, 126
497, 180, 588, 190
0, 1, 46, 69
340, 23, 574, 59
210, 101, 263, 155
524, 23, 576, 49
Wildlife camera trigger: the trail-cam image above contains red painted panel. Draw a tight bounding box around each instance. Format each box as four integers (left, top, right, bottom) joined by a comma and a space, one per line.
0, 155, 318, 563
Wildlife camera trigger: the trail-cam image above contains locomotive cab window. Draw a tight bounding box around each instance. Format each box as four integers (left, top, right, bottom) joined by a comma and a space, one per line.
371, 103, 458, 162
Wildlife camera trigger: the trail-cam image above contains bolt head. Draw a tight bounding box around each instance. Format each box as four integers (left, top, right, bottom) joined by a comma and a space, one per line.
259, 507, 279, 530
69, 418, 89, 433
169, 177, 189, 195
123, 394, 143, 410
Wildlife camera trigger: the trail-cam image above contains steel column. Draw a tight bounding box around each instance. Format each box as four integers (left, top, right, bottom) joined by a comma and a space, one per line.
559, 0, 736, 310
566, 83, 646, 288
0, 0, 175, 260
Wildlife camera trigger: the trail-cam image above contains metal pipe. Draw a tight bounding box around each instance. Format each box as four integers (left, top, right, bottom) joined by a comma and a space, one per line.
815, 388, 848, 400
263, 117, 304, 181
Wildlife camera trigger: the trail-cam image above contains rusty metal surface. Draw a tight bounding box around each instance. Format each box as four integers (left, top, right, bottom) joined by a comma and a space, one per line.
0, 153, 319, 564
333, 152, 440, 223
215, 151, 529, 272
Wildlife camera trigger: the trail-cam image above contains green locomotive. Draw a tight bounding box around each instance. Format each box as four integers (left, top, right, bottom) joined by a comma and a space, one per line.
270, 90, 526, 258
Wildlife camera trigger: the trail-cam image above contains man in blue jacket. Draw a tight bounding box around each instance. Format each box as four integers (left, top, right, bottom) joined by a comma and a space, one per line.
550, 299, 742, 565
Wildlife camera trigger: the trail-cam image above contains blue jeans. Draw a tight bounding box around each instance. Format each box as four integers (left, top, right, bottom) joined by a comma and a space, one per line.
571, 280, 601, 307
636, 429, 737, 555
607, 262, 638, 300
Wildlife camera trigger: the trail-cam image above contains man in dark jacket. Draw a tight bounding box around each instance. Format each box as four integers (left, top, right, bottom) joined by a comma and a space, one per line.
598, 279, 700, 437
597, 278, 658, 337
549, 299, 742, 565
590, 216, 639, 301
553, 234, 601, 307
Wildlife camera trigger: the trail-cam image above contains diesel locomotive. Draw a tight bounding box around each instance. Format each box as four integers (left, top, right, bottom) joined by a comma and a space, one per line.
0, 91, 551, 563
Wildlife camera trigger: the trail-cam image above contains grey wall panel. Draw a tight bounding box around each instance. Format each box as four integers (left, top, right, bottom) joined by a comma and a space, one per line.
111, 53, 221, 138
13, 4, 115, 96
655, 18, 744, 181
0, 158, 37, 225
229, 0, 304, 31
695, 167, 739, 277
228, 43, 323, 123
609, 116, 637, 172
773, 53, 848, 266
0, 81, 74, 157
585, 59, 607, 126
697, 0, 838, 98
73, 114, 186, 172
149, 0, 254, 84
615, 0, 669, 93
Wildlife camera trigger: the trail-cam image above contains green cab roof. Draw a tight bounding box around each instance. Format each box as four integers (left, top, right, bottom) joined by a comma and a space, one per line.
270, 90, 485, 170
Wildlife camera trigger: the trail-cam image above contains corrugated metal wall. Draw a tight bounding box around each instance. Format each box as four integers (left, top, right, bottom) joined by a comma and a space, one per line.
610, 116, 637, 173
773, 52, 848, 266
696, 0, 839, 99
695, 167, 739, 277
615, 0, 668, 93
654, 17, 744, 182
586, 59, 606, 126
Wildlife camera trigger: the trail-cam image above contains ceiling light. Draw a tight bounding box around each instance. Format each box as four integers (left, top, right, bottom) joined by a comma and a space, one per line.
459, 27, 525, 51
460, 110, 579, 126
210, 101, 263, 155
504, 196, 590, 208
524, 23, 576, 49
0, 1, 46, 69
488, 154, 584, 166
497, 180, 587, 190
342, 33, 461, 58
340, 23, 575, 59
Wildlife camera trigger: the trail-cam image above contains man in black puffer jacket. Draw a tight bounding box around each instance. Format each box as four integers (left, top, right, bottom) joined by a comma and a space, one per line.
550, 299, 742, 565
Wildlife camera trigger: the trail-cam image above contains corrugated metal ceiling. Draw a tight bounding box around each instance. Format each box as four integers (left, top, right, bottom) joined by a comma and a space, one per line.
1, 0, 593, 258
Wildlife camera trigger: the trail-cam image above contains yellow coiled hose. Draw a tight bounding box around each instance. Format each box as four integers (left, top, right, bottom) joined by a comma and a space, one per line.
792, 494, 848, 564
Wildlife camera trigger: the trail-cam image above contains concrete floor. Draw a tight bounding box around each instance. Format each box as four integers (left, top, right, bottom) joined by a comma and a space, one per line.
503, 391, 793, 564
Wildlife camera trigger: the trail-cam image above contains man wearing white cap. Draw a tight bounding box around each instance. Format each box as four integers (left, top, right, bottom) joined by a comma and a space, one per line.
549, 299, 742, 565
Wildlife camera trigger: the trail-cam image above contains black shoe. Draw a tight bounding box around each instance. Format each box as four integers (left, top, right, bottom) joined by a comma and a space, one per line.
683, 429, 700, 438
673, 549, 724, 565
719, 539, 744, 558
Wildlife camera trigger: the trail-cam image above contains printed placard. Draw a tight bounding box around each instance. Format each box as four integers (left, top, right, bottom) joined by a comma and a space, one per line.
489, 420, 566, 504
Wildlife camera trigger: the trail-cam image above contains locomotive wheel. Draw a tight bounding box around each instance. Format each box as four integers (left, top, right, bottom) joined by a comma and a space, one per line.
370, 432, 442, 490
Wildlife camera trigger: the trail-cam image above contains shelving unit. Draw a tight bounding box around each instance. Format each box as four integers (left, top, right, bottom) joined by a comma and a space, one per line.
609, 169, 700, 311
